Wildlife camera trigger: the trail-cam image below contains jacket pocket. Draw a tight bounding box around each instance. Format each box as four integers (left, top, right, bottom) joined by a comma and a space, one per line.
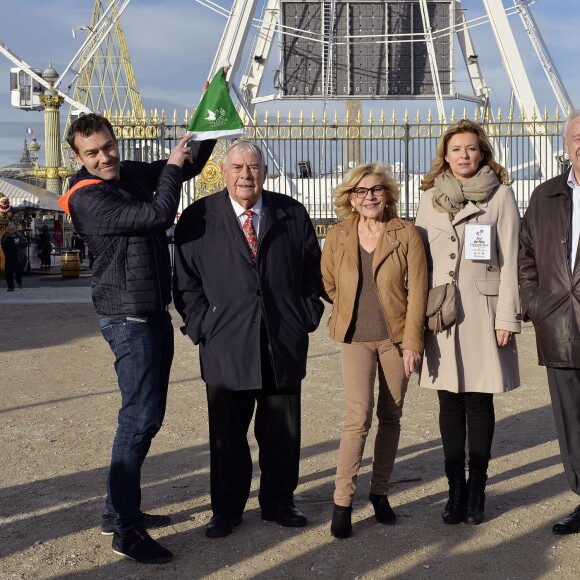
200, 305, 218, 345
473, 279, 500, 296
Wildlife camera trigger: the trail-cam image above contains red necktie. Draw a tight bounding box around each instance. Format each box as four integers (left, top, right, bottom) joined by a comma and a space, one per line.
242, 210, 258, 260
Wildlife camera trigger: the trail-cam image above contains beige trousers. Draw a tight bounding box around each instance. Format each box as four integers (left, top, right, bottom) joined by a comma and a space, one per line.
334, 340, 409, 507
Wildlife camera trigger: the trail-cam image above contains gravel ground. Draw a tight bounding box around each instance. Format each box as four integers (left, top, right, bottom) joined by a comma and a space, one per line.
1, 299, 579, 579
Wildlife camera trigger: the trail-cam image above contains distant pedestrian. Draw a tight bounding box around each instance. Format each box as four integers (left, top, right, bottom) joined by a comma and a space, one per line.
1, 224, 26, 291
71, 231, 85, 261
37, 225, 52, 271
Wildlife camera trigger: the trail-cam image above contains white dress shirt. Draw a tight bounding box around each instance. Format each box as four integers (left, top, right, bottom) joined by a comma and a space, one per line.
567, 168, 580, 271
229, 195, 263, 236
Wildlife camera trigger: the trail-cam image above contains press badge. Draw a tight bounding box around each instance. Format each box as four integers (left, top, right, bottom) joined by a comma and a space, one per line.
464, 223, 492, 260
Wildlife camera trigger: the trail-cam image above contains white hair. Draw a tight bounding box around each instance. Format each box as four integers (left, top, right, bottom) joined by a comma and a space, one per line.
223, 140, 265, 167
562, 109, 580, 142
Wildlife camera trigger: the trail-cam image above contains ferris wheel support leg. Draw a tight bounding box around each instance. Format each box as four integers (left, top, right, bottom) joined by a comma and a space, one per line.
482, 0, 554, 179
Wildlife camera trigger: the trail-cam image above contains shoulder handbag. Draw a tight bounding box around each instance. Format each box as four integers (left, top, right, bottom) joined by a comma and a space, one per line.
425, 231, 464, 334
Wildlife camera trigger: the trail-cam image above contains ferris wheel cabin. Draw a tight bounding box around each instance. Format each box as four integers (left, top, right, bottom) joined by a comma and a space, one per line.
10, 67, 43, 111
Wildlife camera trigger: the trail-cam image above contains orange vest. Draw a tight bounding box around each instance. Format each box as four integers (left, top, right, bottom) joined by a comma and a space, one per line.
58, 179, 103, 216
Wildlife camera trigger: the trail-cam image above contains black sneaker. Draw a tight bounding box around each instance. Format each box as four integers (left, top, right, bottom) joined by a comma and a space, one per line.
112, 526, 172, 564
101, 512, 172, 536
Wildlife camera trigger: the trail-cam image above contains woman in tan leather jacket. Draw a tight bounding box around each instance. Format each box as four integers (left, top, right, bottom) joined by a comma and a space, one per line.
321, 163, 427, 538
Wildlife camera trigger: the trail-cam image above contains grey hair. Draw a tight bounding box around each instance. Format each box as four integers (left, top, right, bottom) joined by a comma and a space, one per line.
562, 109, 580, 141
223, 140, 265, 166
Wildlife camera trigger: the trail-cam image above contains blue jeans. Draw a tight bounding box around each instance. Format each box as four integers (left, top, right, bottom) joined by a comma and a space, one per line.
99, 312, 174, 532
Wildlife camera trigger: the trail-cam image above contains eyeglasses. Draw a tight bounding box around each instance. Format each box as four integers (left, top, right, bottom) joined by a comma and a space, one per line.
350, 185, 386, 198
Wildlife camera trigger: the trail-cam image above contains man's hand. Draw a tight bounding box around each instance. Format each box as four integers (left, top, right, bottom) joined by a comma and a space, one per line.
202, 65, 230, 95
167, 134, 194, 168
403, 349, 422, 378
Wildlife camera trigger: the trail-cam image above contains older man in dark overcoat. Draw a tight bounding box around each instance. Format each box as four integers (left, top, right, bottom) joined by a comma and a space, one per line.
173, 140, 323, 538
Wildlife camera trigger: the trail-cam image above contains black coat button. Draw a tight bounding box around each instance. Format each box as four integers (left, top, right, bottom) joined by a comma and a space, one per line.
449, 271, 454, 277
450, 253, 456, 259
451, 236, 456, 242
487, 265, 493, 271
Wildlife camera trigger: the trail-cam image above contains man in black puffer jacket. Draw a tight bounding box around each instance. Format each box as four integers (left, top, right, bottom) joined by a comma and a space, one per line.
62, 113, 215, 564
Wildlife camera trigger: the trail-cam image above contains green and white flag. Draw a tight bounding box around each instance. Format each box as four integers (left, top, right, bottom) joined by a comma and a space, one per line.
187, 69, 245, 141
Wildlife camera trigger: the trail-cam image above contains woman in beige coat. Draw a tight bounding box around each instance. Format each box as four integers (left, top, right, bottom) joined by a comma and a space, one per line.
322, 163, 427, 538
415, 120, 521, 526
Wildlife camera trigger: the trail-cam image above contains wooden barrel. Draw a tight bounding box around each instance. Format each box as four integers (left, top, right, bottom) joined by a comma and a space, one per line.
61, 250, 81, 278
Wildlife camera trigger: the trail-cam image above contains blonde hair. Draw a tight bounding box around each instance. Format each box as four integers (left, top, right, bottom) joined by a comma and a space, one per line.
420, 119, 512, 191
333, 163, 399, 220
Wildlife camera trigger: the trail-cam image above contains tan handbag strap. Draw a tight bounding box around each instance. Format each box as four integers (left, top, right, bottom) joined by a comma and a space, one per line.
452, 230, 465, 284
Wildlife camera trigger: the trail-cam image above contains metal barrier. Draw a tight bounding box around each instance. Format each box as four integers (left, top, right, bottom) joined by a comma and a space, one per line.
109, 108, 568, 235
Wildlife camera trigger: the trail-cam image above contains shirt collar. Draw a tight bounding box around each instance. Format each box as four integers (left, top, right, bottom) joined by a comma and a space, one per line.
229, 194, 263, 217
567, 167, 580, 190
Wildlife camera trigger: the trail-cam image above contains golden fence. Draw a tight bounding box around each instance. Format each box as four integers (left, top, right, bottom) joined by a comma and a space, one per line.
109, 106, 568, 230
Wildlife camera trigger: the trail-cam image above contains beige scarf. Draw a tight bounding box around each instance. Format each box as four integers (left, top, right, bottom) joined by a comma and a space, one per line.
431, 165, 500, 218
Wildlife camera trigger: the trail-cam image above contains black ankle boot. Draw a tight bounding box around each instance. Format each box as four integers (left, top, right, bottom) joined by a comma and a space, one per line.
442, 466, 467, 524
368, 493, 396, 524
330, 504, 352, 539
464, 467, 487, 525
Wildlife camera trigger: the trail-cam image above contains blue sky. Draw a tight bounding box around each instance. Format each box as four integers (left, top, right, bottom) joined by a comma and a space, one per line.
0, 0, 577, 168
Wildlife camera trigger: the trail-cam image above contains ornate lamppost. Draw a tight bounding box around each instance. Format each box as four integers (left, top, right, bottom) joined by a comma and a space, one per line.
39, 64, 65, 195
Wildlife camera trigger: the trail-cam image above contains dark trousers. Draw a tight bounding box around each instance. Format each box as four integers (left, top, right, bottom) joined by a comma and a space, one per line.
206, 336, 301, 517
4, 260, 23, 290
437, 390, 495, 470
99, 312, 174, 531
547, 367, 580, 495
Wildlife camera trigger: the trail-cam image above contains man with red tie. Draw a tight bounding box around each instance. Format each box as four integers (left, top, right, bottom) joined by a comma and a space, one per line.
173, 140, 323, 538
